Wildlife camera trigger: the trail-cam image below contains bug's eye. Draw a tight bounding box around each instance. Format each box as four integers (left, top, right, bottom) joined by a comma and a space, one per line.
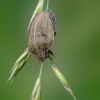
52, 17, 55, 21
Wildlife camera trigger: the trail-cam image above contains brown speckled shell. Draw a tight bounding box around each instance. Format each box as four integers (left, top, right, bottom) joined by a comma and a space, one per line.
28, 10, 56, 61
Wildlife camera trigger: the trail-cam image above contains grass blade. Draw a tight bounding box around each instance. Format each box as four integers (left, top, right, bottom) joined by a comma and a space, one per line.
31, 63, 43, 100
7, 48, 31, 83
28, 0, 44, 32
51, 63, 76, 100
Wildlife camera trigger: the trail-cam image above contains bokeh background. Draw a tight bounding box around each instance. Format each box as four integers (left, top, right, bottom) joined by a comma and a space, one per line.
0, 0, 100, 100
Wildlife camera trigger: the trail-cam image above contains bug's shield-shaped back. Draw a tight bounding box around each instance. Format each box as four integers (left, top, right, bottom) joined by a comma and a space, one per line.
28, 10, 56, 62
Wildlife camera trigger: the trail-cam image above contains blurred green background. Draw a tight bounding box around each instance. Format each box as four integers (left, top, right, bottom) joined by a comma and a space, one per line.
0, 0, 100, 100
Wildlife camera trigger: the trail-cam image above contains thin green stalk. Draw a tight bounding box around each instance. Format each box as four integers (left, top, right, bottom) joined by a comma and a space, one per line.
46, 0, 49, 10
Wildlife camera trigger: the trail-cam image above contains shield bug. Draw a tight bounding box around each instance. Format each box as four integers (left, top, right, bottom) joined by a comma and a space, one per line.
28, 10, 56, 62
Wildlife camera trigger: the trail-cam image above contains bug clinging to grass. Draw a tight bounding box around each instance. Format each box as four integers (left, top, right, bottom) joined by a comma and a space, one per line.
28, 9, 56, 62
7, 0, 57, 83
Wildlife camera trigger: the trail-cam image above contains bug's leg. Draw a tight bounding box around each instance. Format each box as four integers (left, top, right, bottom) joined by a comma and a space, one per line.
54, 31, 56, 37
33, 61, 40, 75
45, 50, 56, 61
48, 50, 56, 58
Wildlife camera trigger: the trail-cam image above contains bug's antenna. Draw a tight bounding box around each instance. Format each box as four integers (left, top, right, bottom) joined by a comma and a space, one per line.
46, 0, 49, 10
33, 61, 40, 75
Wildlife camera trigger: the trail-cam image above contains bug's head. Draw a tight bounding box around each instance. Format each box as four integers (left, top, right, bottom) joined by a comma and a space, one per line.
35, 52, 46, 62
